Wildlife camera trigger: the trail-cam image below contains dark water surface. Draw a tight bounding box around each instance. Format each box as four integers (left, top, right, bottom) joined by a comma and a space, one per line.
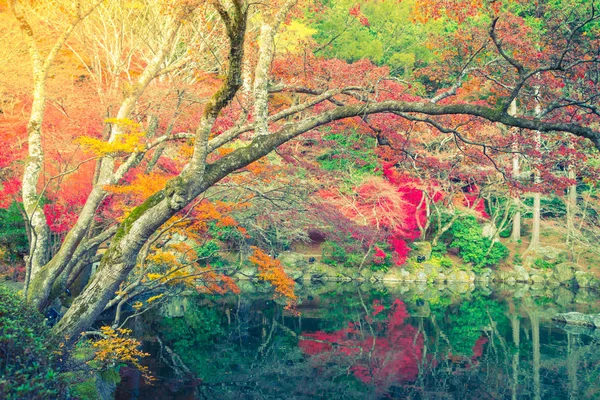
115, 283, 600, 399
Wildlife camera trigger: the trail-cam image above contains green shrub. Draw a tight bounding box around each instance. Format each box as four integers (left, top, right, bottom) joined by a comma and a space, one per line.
513, 253, 523, 265
321, 240, 350, 266
0, 284, 67, 399
0, 202, 28, 263
431, 242, 448, 257
534, 259, 553, 269
449, 216, 508, 270
322, 240, 391, 272
439, 257, 453, 268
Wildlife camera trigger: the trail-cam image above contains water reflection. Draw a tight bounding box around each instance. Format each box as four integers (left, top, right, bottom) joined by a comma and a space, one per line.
116, 283, 600, 399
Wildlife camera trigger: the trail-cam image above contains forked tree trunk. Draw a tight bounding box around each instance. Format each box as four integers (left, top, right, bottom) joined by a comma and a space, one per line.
25, 19, 182, 310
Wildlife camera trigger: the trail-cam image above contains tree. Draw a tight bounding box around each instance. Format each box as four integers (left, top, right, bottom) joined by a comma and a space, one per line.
3, 0, 599, 341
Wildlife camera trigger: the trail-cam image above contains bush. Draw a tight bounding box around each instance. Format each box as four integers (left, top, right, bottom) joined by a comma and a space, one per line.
431, 242, 448, 257
0, 284, 67, 399
322, 240, 392, 272
449, 216, 508, 270
439, 257, 453, 268
534, 259, 553, 269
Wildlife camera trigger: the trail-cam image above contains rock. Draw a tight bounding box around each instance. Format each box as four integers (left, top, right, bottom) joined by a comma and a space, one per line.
552, 312, 600, 328
553, 262, 577, 283
383, 268, 410, 281
523, 256, 537, 269
480, 268, 493, 278
467, 271, 476, 283
513, 265, 530, 283
537, 246, 567, 261
97, 371, 118, 400
505, 276, 516, 285
495, 270, 511, 282
560, 324, 600, 340
409, 242, 432, 261
555, 287, 575, 306
239, 265, 258, 278
513, 284, 530, 298
434, 272, 446, 282
530, 274, 545, 284
414, 270, 428, 282
277, 251, 309, 269
421, 263, 437, 275
372, 271, 385, 281
481, 223, 497, 239
447, 269, 470, 282
282, 266, 303, 281
575, 271, 594, 288
575, 289, 595, 305
530, 281, 546, 292
447, 282, 471, 294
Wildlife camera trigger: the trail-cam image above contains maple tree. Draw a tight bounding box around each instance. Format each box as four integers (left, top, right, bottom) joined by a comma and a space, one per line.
0, 0, 598, 344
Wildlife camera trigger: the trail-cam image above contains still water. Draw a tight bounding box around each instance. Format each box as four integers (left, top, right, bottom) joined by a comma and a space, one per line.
116, 282, 600, 399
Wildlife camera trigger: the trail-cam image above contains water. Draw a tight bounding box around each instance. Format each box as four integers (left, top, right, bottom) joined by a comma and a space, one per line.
115, 283, 600, 399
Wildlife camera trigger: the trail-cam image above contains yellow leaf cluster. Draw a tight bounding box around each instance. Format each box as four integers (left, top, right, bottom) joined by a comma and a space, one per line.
105, 173, 169, 201
77, 118, 146, 156
88, 326, 153, 382
147, 293, 164, 303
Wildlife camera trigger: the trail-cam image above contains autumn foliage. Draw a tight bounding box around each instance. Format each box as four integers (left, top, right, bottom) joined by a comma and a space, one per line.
248, 247, 297, 307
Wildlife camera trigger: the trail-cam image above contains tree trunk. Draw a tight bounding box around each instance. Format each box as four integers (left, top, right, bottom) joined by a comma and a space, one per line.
510, 150, 521, 242
252, 0, 297, 137
529, 192, 541, 251
52, 131, 295, 339
566, 164, 577, 244
509, 100, 521, 243
527, 93, 542, 252
25, 19, 181, 310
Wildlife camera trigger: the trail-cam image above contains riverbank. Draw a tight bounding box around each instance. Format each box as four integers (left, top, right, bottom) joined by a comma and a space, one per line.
231, 249, 600, 290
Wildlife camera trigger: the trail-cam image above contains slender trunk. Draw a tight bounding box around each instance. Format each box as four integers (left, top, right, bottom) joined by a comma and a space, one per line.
529, 192, 541, 251
22, 79, 52, 283
253, 23, 275, 136
566, 164, 577, 244
509, 100, 521, 243
252, 0, 297, 137
528, 93, 542, 252
511, 150, 521, 242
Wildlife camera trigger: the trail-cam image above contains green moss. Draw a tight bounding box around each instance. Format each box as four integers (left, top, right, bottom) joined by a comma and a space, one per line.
72, 345, 96, 362
113, 190, 166, 242
70, 378, 100, 400
100, 368, 121, 385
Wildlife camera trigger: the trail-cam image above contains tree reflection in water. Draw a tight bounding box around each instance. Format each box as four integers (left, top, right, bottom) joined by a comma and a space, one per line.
116, 284, 600, 400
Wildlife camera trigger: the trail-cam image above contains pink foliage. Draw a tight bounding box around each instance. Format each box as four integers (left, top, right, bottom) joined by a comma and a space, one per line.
298, 299, 424, 392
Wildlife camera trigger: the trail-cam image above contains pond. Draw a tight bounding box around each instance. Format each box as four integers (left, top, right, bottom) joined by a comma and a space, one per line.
115, 282, 600, 399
